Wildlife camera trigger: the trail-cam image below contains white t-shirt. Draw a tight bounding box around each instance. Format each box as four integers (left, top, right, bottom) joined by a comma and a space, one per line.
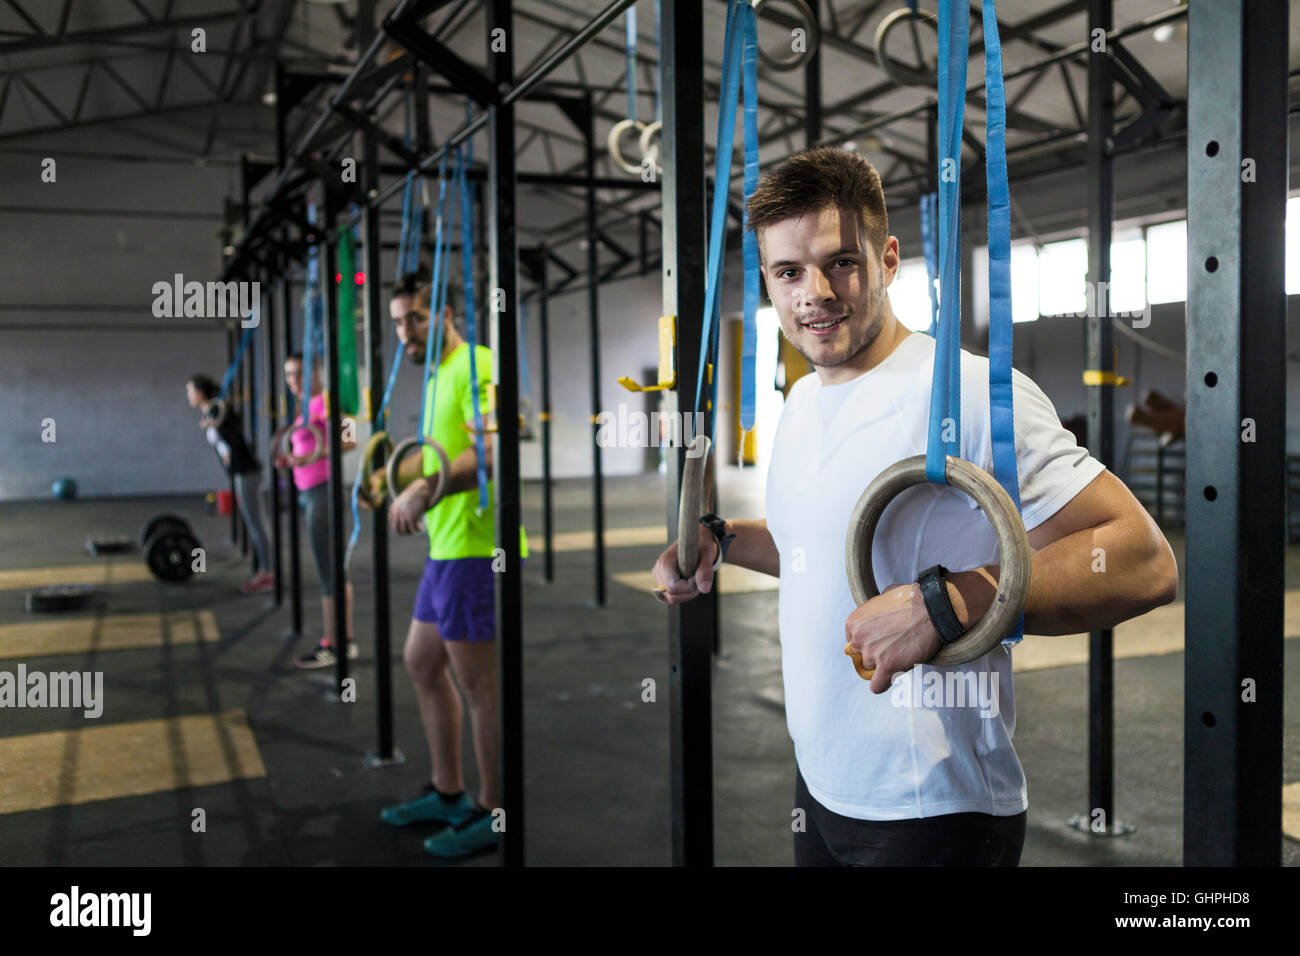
765, 331, 1106, 820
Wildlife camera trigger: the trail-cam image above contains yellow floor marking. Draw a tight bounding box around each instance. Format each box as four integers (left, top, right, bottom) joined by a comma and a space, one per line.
613, 565, 778, 595
0, 710, 265, 815
1013, 595, 1300, 672
0, 610, 219, 661
0, 562, 154, 591
539, 525, 666, 552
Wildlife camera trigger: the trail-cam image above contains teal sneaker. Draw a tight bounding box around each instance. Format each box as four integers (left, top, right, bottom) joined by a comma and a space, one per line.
423, 807, 499, 859
380, 785, 475, 827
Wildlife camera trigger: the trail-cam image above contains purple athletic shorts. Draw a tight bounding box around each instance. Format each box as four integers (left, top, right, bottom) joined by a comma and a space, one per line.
412, 557, 498, 641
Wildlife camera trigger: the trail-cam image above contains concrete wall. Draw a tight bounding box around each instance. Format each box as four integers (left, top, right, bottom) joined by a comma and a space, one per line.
0, 141, 241, 500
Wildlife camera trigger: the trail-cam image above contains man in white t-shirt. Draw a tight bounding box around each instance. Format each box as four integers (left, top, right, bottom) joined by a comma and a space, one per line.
651, 146, 1179, 867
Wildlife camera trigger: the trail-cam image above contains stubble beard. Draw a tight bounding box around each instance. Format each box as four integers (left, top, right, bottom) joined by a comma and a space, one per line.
787, 280, 887, 371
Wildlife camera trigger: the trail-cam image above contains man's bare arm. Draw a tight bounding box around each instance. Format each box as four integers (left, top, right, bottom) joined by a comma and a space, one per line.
946, 470, 1179, 636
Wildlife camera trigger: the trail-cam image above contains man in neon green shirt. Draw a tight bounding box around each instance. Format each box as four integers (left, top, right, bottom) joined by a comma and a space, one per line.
380, 271, 527, 860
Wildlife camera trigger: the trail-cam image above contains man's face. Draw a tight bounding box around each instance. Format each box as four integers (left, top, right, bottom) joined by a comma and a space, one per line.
759, 205, 898, 373
185, 382, 203, 408
390, 294, 431, 360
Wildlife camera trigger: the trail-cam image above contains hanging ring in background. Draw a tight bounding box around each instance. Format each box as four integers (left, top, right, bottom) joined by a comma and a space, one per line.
873, 7, 940, 88
608, 118, 649, 175
752, 0, 821, 72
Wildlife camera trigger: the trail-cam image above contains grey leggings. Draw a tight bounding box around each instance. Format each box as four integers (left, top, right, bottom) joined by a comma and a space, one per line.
233, 471, 271, 573
297, 482, 342, 597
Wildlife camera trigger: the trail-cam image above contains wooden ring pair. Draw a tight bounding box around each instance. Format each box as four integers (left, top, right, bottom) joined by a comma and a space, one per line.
608, 118, 663, 176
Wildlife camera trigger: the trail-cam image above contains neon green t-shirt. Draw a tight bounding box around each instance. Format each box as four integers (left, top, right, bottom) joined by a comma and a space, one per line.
421, 342, 529, 560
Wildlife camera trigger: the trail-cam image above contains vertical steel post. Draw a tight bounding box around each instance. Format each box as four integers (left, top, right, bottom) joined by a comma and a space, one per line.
359, 0, 397, 765
320, 190, 350, 693
1080, 0, 1120, 836
584, 91, 607, 607
273, 68, 302, 634
1184, 0, 1286, 866
488, 0, 525, 867
538, 251, 554, 583
804, 0, 821, 145
227, 328, 239, 545
660, 0, 713, 867
282, 248, 304, 638
264, 265, 283, 603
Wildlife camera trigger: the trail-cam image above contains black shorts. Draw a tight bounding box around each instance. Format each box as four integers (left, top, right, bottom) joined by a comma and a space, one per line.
794, 770, 1026, 867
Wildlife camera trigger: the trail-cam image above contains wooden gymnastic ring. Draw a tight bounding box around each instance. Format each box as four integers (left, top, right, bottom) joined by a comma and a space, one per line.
358, 430, 393, 506
386, 436, 451, 506
201, 398, 229, 429
637, 120, 663, 176
279, 421, 326, 466
752, 0, 821, 72
608, 118, 649, 176
844, 455, 1031, 668
872, 7, 940, 88
652, 434, 712, 605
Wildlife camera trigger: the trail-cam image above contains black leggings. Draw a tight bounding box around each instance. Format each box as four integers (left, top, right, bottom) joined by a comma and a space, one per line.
794, 771, 1026, 867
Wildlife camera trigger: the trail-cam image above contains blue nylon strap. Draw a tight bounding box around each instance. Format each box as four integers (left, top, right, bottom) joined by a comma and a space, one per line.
216, 315, 257, 401
653, 0, 663, 122
457, 140, 490, 511
980, 0, 1023, 645
419, 153, 452, 442
920, 191, 939, 337
926, 0, 967, 486
693, 0, 742, 422
301, 202, 322, 430
739, 2, 760, 434
625, 7, 638, 121
405, 174, 424, 277
397, 174, 415, 276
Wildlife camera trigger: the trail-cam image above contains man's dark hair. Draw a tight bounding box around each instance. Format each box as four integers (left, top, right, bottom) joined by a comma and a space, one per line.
391, 264, 464, 320
188, 374, 219, 399
745, 146, 889, 262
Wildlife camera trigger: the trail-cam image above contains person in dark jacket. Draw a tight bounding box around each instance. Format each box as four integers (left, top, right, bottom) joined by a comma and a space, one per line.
186, 374, 275, 594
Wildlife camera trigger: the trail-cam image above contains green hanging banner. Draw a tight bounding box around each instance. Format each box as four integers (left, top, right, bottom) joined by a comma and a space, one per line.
335, 225, 360, 416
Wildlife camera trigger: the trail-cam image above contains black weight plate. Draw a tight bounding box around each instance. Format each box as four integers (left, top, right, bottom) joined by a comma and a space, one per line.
139, 514, 190, 549
144, 531, 197, 583
86, 536, 135, 556
26, 585, 99, 613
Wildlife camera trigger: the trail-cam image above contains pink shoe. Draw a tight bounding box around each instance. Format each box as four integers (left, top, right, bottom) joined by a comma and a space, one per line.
239, 571, 275, 595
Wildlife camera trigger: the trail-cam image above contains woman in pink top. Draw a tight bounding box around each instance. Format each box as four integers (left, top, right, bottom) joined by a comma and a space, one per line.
277, 352, 357, 668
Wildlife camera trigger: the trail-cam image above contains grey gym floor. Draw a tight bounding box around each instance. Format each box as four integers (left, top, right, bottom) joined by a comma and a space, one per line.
0, 470, 1296, 867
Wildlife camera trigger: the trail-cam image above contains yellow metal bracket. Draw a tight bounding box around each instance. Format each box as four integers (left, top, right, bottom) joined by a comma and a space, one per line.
1082, 370, 1132, 387
617, 315, 676, 392
1083, 346, 1131, 387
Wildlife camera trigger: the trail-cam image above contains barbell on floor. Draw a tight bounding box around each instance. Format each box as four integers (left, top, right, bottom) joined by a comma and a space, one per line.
139, 514, 201, 584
